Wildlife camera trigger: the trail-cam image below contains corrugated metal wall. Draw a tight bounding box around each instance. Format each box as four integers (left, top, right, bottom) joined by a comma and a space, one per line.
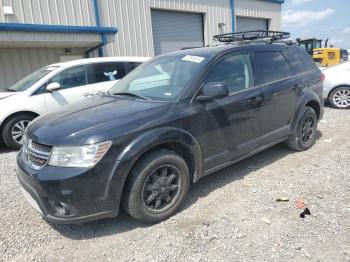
0, 0, 282, 57
0, 0, 282, 88
0, 0, 96, 26
0, 0, 98, 89
0, 48, 84, 89
0, 31, 101, 48
235, 0, 282, 31
100, 0, 232, 57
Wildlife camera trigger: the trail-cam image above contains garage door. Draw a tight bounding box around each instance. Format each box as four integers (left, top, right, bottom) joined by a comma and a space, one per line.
236, 17, 268, 32
151, 10, 204, 56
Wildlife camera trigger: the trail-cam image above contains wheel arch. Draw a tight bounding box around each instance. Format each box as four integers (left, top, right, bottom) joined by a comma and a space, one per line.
104, 127, 203, 212
116, 127, 203, 183
327, 84, 350, 100
0, 111, 39, 130
305, 100, 321, 120
291, 92, 322, 134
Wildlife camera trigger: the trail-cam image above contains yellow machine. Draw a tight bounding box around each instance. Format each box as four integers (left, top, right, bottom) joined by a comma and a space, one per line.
312, 48, 341, 67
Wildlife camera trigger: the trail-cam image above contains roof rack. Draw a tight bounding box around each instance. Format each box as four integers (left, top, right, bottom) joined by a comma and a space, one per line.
213, 30, 290, 44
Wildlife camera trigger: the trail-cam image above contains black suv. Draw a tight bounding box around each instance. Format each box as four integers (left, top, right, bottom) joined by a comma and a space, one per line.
17, 31, 324, 224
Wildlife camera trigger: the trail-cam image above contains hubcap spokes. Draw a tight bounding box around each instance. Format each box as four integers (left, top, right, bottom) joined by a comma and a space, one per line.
333, 90, 350, 108
143, 166, 180, 211
301, 116, 314, 143
11, 120, 30, 144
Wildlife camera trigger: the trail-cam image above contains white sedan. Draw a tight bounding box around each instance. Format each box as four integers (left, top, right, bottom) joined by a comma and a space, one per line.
322, 61, 350, 109
0, 56, 150, 149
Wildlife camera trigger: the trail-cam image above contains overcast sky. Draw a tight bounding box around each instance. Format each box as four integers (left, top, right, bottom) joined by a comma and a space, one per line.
282, 0, 350, 50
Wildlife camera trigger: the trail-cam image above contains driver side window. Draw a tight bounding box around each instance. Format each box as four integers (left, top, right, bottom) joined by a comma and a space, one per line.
204, 53, 254, 94
49, 65, 87, 90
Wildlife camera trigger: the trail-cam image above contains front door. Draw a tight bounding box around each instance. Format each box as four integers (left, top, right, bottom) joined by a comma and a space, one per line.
43, 65, 95, 113
197, 53, 263, 171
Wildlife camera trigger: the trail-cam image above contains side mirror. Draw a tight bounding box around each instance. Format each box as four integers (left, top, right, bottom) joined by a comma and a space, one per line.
197, 82, 228, 102
47, 82, 61, 92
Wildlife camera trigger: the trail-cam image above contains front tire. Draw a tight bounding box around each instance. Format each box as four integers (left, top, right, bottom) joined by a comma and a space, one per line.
2, 114, 34, 150
123, 149, 190, 223
287, 107, 318, 151
329, 86, 350, 109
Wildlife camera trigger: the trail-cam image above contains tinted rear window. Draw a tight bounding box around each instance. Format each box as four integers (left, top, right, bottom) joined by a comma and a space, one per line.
285, 49, 318, 74
254, 51, 291, 85
128, 62, 142, 70
88, 62, 127, 84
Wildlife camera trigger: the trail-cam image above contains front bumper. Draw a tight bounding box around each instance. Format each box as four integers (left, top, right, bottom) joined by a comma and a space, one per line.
16, 149, 127, 224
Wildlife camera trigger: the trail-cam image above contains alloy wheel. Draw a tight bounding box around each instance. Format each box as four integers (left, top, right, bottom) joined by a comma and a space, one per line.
332, 89, 350, 108
142, 165, 181, 212
301, 116, 315, 144
11, 120, 30, 144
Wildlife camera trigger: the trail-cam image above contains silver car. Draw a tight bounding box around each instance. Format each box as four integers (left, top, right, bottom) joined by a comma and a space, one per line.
322, 61, 350, 109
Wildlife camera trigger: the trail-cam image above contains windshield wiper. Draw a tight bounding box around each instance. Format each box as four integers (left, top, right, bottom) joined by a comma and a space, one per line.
113, 92, 150, 100
5, 88, 16, 92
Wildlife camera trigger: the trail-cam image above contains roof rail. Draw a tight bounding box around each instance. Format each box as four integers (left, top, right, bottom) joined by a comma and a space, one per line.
213, 30, 290, 44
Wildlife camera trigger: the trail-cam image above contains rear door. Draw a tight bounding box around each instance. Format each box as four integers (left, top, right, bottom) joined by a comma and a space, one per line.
87, 62, 127, 95
253, 50, 298, 145
198, 52, 263, 171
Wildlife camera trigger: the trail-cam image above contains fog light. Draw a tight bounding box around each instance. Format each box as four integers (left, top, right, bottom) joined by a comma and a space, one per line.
54, 202, 70, 216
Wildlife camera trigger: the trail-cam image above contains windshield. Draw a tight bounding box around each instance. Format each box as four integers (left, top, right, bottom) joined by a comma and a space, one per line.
7, 66, 59, 92
110, 54, 211, 100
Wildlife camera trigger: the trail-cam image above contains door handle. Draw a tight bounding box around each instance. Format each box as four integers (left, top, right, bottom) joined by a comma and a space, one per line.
84, 93, 94, 97
248, 96, 263, 107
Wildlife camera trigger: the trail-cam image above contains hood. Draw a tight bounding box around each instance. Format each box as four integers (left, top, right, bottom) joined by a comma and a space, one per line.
0, 92, 17, 100
28, 95, 170, 145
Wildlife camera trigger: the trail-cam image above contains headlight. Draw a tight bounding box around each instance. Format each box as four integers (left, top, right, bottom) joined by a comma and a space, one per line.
48, 141, 112, 168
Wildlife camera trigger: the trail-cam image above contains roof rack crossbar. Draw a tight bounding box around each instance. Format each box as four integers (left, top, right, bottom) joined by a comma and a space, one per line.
213, 30, 290, 43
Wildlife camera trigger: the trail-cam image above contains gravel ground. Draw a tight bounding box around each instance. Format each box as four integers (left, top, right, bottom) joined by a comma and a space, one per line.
0, 107, 349, 262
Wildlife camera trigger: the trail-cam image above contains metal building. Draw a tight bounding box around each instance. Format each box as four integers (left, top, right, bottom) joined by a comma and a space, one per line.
0, 0, 283, 89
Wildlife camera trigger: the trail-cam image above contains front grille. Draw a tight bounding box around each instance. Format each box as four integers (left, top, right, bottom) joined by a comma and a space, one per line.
25, 140, 53, 170
31, 141, 52, 154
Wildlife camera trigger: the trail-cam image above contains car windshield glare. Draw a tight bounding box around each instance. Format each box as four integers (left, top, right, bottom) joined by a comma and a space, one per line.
111, 54, 211, 100
8, 66, 59, 92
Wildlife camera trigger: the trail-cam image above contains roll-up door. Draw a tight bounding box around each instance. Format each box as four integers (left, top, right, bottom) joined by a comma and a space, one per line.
236, 17, 269, 32
151, 10, 204, 56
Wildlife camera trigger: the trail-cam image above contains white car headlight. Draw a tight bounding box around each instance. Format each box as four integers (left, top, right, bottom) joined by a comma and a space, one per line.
48, 141, 112, 168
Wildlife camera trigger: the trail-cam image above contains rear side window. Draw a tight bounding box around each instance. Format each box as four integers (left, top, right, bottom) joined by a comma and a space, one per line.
254, 51, 291, 85
285, 49, 318, 74
125, 62, 143, 73
88, 62, 127, 84
128, 62, 142, 70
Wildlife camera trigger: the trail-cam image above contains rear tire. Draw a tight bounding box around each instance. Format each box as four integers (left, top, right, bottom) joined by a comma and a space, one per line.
287, 107, 318, 151
329, 86, 350, 109
2, 114, 35, 150
123, 149, 190, 223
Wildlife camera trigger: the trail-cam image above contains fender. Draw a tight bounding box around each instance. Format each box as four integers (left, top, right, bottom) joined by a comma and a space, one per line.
326, 84, 350, 99
103, 127, 203, 207
0, 110, 40, 127
290, 90, 322, 134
